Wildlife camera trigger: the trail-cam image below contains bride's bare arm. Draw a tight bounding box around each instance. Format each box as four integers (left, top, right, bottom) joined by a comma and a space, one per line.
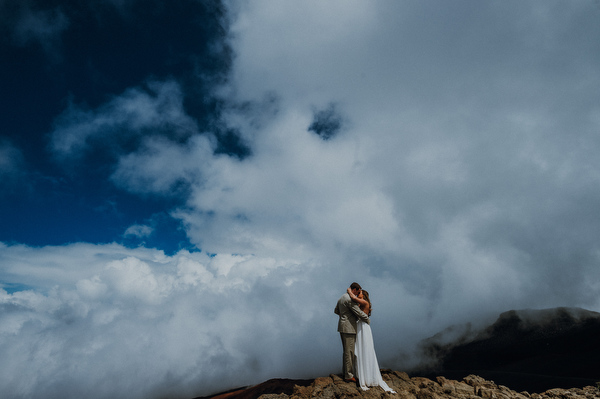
347, 287, 369, 307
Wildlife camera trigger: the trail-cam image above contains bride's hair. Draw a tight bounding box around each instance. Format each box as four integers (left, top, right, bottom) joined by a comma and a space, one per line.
362, 290, 372, 316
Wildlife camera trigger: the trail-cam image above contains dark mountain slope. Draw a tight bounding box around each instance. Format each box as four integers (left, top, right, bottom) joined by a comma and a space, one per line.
415, 307, 600, 392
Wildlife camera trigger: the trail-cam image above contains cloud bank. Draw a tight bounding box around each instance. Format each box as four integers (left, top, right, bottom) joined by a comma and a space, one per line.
3, 1, 600, 398
0, 243, 328, 398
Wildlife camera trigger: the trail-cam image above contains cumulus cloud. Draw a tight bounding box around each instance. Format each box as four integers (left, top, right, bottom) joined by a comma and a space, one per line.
0, 243, 332, 399
204, 0, 600, 313
3, 1, 600, 398
115, 0, 600, 316
50, 80, 198, 163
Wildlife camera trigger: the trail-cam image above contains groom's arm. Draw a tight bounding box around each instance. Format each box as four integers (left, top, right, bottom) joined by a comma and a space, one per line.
350, 302, 370, 324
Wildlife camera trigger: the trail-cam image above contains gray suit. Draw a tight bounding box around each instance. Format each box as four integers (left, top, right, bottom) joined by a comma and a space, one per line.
334, 292, 370, 379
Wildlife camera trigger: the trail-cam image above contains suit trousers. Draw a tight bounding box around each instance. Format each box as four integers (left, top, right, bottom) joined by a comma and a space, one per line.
340, 332, 356, 379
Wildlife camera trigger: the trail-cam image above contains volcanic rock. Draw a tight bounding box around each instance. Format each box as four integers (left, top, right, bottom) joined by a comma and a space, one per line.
197, 371, 599, 399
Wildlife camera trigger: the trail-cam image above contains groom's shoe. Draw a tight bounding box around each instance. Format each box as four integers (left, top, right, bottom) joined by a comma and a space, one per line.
344, 377, 357, 383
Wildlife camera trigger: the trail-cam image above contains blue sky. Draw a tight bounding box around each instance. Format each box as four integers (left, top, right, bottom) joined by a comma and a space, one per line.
2, 1, 600, 398
0, 0, 230, 253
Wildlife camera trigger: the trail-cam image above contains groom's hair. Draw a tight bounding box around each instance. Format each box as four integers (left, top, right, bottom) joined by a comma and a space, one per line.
350, 282, 362, 290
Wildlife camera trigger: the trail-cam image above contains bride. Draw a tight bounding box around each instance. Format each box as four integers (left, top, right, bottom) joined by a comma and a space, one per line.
347, 287, 396, 393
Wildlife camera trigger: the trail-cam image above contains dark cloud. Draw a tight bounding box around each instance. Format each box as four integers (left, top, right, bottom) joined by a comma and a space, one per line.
308, 103, 343, 140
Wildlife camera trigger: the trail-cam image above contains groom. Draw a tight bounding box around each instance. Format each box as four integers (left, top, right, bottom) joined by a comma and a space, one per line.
334, 282, 370, 382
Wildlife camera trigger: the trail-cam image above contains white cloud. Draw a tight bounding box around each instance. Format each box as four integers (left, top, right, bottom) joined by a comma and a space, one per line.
50, 80, 198, 162
111, 134, 215, 195
124, 224, 154, 239
0, 243, 336, 399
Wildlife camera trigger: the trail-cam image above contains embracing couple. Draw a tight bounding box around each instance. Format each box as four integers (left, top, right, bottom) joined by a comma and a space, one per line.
334, 282, 395, 393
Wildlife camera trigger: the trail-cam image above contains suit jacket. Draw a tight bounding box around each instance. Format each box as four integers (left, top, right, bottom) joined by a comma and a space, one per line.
334, 292, 370, 334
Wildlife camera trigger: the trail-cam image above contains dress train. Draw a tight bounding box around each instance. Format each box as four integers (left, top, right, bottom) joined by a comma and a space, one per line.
355, 320, 395, 392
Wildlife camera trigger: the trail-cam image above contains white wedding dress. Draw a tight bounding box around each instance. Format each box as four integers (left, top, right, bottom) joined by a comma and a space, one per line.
355, 320, 395, 392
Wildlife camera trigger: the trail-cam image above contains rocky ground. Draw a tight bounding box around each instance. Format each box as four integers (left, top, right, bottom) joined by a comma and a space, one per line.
201, 371, 600, 399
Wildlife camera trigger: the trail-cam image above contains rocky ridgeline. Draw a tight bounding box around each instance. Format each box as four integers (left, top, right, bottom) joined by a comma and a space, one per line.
244, 371, 599, 399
